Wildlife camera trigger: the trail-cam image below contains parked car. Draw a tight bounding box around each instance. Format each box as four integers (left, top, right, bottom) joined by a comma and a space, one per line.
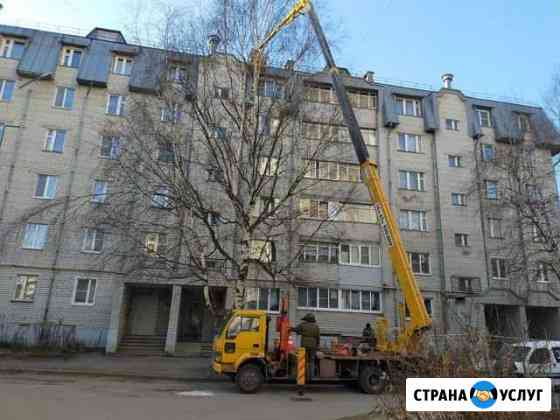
511, 341, 560, 390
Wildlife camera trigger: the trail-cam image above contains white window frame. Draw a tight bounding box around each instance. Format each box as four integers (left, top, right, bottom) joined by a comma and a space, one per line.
106, 95, 126, 116
448, 155, 462, 168
399, 209, 428, 231
22, 223, 48, 250
249, 240, 274, 263
536, 262, 549, 283
398, 133, 422, 153
517, 113, 530, 132
112, 55, 133, 75
34, 174, 58, 199
152, 186, 171, 209
396, 97, 422, 117
408, 252, 431, 275
399, 170, 425, 191
476, 109, 492, 128
451, 193, 466, 207
44, 129, 66, 153
297, 287, 382, 314
490, 257, 507, 280
488, 218, 502, 239
445, 119, 460, 131
91, 180, 108, 203
61, 47, 82, 68
0, 79, 15, 102
81, 228, 104, 253
361, 128, 377, 145
1, 38, 26, 59
258, 78, 284, 98
72, 278, 97, 306
304, 160, 361, 183
339, 243, 381, 267
298, 242, 339, 264
481, 144, 495, 161
53, 86, 75, 109
455, 233, 469, 248
13, 274, 38, 302
244, 287, 280, 313
100, 136, 121, 159
485, 180, 498, 200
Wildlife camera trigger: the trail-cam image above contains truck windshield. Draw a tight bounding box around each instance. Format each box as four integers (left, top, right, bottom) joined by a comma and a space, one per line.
512, 346, 531, 362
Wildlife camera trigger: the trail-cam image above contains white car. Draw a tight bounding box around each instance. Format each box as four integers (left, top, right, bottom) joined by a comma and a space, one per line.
511, 341, 560, 390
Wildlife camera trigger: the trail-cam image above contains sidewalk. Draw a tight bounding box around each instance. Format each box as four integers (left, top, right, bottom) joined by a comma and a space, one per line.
0, 352, 224, 382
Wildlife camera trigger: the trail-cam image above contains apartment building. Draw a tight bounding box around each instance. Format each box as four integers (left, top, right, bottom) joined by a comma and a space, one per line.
0, 24, 559, 355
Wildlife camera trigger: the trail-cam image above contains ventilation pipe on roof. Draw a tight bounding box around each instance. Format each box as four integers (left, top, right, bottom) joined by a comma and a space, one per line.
364, 71, 375, 84
208, 34, 221, 56
441, 73, 454, 89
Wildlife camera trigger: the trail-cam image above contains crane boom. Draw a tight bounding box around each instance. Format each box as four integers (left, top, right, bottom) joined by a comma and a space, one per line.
256, 0, 432, 353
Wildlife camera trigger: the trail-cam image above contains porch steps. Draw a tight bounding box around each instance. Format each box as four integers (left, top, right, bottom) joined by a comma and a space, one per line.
118, 335, 166, 355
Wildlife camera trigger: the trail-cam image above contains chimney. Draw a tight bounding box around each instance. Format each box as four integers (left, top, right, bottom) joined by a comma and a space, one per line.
284, 59, 295, 71
364, 71, 375, 84
441, 73, 454, 89
208, 34, 221, 55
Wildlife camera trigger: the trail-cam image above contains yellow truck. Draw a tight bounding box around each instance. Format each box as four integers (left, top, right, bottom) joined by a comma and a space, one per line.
212, 0, 432, 393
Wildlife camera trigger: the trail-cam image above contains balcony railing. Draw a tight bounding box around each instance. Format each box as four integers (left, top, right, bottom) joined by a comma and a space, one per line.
451, 276, 482, 294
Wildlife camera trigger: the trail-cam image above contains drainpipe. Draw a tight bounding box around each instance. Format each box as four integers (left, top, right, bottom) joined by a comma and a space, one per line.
43, 85, 92, 322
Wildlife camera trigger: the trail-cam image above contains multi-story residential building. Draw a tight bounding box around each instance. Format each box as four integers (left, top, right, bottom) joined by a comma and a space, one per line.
1, 24, 559, 355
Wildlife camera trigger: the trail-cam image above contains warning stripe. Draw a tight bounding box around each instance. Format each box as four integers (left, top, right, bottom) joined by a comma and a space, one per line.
297, 348, 306, 385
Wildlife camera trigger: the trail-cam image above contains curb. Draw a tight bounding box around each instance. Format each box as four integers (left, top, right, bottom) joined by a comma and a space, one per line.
0, 368, 227, 383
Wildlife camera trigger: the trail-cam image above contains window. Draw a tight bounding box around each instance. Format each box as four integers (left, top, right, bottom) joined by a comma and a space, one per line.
0, 79, 15, 102
226, 316, 260, 339
455, 233, 469, 247
258, 157, 279, 176
213, 126, 226, 140
145, 232, 166, 256
361, 128, 377, 145
448, 155, 463, 168
491, 257, 507, 279
398, 133, 422, 153
488, 218, 503, 239
348, 89, 377, 109
399, 170, 425, 191
245, 288, 280, 312
167, 65, 186, 82
1, 38, 26, 59
251, 196, 280, 218
298, 242, 338, 264
44, 129, 66, 153
297, 287, 381, 313
304, 160, 361, 182
304, 85, 335, 104
339, 243, 380, 266
451, 193, 466, 207
13, 275, 38, 302
207, 212, 225, 226
214, 86, 229, 99
91, 180, 108, 203
106, 95, 126, 116
160, 103, 182, 123
476, 108, 491, 128
61, 48, 82, 68
481, 144, 495, 161
445, 119, 460, 131
0, 123, 4, 147
258, 79, 284, 98
22, 223, 48, 250
152, 186, 171, 209
73, 278, 96, 305
207, 166, 223, 182
485, 180, 498, 200
112, 56, 133, 75
396, 97, 422, 117
457, 277, 477, 293
100, 136, 121, 159
337, 203, 378, 224
408, 252, 430, 274
35, 175, 58, 199
299, 198, 329, 219
536, 262, 549, 283
157, 142, 175, 162
529, 348, 550, 365
517, 113, 530, 132
249, 240, 275, 263
399, 210, 428, 231
82, 229, 104, 253
54, 87, 75, 109
405, 298, 432, 317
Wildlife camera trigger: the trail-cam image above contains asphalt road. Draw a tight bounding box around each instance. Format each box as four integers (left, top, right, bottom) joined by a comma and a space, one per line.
0, 373, 384, 420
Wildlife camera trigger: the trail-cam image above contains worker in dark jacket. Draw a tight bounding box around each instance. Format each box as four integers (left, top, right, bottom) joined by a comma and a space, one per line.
291, 313, 320, 379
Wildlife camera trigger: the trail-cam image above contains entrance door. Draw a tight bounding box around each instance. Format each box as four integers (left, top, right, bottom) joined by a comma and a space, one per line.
180, 288, 205, 341
129, 292, 159, 335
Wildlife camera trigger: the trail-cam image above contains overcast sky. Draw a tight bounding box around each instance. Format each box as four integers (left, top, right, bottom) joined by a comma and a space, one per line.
1, 0, 559, 105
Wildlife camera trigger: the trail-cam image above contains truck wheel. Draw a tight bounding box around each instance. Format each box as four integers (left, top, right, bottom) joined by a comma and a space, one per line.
236, 364, 264, 394
359, 366, 386, 394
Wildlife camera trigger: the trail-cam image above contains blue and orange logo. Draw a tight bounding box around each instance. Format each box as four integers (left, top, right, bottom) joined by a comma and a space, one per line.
470, 381, 498, 409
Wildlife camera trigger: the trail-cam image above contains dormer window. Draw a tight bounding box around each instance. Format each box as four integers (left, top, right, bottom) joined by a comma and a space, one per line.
61, 48, 82, 68
517, 113, 530, 132
112, 56, 133, 76
395, 96, 422, 117
476, 108, 492, 128
1, 38, 26, 59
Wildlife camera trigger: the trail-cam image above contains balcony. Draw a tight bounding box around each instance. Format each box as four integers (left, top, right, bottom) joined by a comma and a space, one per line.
450, 276, 482, 294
